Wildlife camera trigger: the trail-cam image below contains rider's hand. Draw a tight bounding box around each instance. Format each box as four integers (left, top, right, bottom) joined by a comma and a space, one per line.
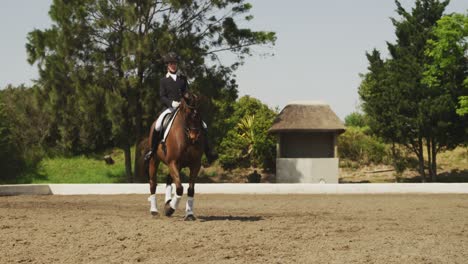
172, 101, 180, 108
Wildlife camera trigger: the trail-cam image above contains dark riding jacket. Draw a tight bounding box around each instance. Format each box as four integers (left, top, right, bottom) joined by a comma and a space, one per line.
159, 74, 188, 109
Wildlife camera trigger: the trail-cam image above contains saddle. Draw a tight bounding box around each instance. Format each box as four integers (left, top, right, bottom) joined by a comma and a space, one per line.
159, 109, 179, 142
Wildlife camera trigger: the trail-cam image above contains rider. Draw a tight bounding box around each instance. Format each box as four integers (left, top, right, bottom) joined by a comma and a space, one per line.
144, 52, 218, 164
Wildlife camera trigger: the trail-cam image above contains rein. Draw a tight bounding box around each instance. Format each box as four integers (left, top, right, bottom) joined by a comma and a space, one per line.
181, 97, 202, 143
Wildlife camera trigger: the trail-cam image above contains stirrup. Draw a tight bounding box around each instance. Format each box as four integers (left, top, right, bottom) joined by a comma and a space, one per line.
144, 150, 153, 161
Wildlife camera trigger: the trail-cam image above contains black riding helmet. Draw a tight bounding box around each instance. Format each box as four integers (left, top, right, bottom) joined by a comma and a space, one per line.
163, 52, 179, 63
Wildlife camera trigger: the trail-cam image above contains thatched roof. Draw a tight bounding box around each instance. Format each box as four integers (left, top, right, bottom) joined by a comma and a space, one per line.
269, 101, 345, 133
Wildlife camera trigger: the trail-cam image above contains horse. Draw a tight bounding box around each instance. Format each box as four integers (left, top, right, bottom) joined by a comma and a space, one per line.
146, 92, 204, 221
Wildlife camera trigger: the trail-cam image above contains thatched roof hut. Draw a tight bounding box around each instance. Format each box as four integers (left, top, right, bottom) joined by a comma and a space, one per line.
269, 101, 345, 133
269, 101, 345, 183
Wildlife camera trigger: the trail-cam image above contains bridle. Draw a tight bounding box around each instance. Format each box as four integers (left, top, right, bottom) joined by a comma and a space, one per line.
182, 95, 202, 143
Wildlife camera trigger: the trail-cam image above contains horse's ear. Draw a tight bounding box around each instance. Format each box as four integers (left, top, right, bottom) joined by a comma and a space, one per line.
183, 92, 190, 100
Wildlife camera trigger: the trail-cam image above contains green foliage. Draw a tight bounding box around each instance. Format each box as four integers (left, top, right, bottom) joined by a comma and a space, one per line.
423, 13, 467, 121
0, 99, 23, 180
218, 96, 277, 170
0, 86, 51, 181
421, 13, 467, 147
0, 85, 50, 157
344, 112, 368, 128
458, 96, 468, 116
338, 127, 389, 165
358, 1, 466, 181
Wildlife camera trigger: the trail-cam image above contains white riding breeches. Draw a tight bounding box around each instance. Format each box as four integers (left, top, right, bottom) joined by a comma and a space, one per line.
155, 107, 208, 131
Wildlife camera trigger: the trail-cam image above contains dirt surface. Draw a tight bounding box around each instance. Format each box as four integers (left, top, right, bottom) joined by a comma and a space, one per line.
1, 194, 467, 264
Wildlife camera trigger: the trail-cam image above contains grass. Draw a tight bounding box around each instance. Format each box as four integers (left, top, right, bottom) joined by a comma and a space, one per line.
2, 149, 129, 184
29, 155, 126, 183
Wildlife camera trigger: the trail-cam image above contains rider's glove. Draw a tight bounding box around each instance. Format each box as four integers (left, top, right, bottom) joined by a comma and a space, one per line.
171, 101, 180, 108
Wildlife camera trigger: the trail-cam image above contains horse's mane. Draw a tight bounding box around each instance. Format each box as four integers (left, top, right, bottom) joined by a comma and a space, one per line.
180, 92, 201, 112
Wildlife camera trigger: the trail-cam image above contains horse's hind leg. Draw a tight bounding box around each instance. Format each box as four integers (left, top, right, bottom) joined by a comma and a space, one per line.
148, 159, 159, 216
184, 164, 200, 221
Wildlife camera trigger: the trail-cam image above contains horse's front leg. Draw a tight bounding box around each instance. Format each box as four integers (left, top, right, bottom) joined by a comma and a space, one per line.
148, 159, 160, 216
184, 163, 201, 221
165, 161, 182, 217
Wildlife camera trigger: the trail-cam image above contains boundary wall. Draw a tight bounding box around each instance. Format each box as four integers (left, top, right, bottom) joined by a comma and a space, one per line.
1, 183, 468, 196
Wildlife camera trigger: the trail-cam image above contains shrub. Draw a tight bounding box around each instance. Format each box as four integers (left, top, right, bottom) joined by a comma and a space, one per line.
338, 126, 389, 165
218, 96, 277, 170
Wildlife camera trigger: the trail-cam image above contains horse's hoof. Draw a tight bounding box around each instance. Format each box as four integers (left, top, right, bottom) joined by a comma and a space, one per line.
150, 211, 159, 217
184, 214, 197, 221
165, 207, 175, 217
164, 201, 175, 217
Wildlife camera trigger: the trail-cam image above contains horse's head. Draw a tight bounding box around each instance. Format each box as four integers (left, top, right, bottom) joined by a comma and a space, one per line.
180, 92, 202, 144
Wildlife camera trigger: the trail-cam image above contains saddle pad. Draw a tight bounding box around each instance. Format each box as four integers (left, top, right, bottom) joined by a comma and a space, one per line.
162, 108, 179, 142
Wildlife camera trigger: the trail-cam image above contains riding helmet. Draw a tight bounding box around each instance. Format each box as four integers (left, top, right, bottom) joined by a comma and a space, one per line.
164, 52, 180, 63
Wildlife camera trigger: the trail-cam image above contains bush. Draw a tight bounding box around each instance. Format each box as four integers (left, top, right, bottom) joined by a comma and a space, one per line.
338, 126, 389, 165
218, 96, 277, 170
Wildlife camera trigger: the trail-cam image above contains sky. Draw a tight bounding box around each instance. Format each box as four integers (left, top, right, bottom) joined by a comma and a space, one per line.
1, 0, 467, 119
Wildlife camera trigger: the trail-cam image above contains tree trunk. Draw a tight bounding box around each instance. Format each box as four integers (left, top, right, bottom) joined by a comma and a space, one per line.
124, 145, 133, 183
431, 138, 437, 182
426, 137, 433, 182
133, 94, 143, 181
418, 136, 426, 182
391, 142, 400, 182
133, 46, 144, 182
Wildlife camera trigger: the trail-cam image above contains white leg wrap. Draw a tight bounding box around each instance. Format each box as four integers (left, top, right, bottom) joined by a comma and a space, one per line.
165, 184, 173, 203
149, 194, 158, 212
170, 195, 182, 210
186, 197, 194, 215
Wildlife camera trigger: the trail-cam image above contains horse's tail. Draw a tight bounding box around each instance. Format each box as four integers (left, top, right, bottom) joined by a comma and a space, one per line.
136, 137, 150, 182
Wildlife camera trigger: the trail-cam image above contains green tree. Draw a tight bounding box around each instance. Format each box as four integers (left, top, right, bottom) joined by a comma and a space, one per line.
27, 0, 276, 182
0, 85, 50, 164
421, 13, 468, 179
26, 0, 111, 154
359, 0, 451, 182
0, 95, 23, 181
218, 96, 277, 170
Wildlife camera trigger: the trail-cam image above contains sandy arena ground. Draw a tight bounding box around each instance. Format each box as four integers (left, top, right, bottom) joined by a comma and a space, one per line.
1, 194, 467, 264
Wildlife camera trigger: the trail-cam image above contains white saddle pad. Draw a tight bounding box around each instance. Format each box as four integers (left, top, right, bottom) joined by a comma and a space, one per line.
162, 108, 179, 142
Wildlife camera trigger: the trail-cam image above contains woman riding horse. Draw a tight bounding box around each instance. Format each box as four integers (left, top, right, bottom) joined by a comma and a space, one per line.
146, 52, 217, 220
144, 52, 216, 163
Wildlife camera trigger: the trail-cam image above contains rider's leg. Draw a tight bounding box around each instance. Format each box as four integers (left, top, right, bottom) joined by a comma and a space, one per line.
144, 108, 173, 161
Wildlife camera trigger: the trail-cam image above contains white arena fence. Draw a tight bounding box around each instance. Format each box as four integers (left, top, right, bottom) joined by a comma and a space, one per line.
1, 183, 468, 196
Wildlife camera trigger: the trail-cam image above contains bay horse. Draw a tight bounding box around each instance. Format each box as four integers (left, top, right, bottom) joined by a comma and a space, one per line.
146, 92, 204, 221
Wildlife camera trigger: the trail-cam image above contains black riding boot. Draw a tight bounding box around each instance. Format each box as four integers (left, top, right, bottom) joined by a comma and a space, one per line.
144, 129, 161, 161
202, 129, 218, 165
